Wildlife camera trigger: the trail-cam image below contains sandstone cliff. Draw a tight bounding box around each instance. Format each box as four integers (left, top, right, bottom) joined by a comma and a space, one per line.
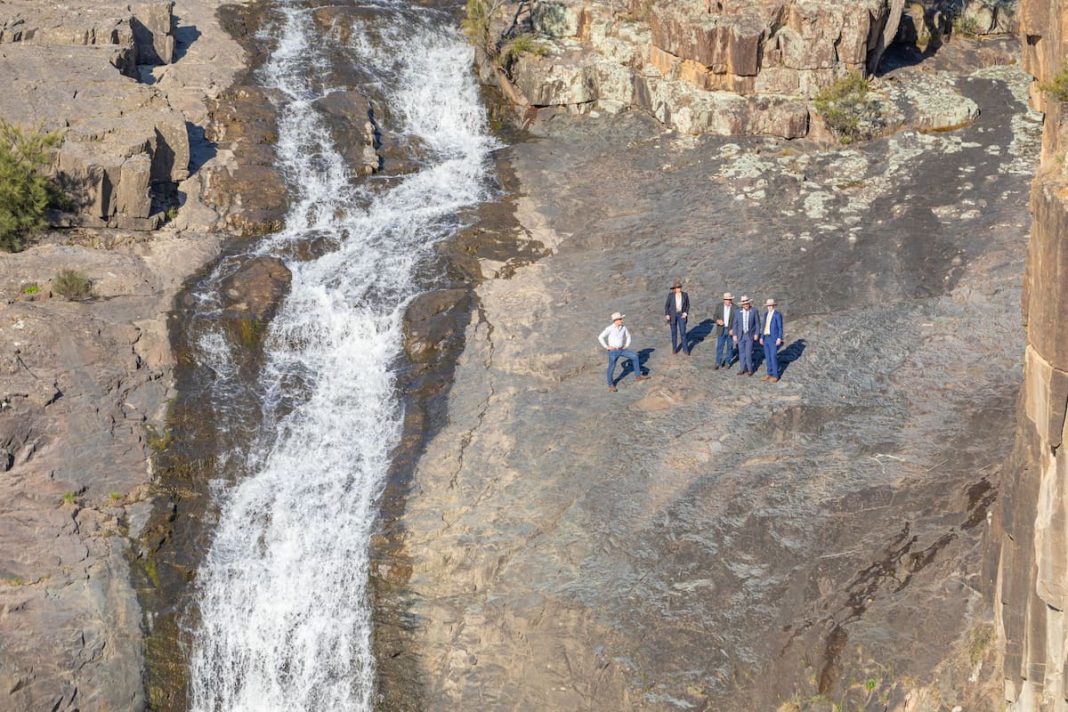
991, 0, 1068, 707
476, 0, 1018, 138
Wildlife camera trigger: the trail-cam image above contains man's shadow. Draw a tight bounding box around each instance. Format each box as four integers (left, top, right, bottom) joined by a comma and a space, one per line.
686, 319, 715, 353
755, 338, 807, 375
615, 347, 655, 385
777, 339, 807, 375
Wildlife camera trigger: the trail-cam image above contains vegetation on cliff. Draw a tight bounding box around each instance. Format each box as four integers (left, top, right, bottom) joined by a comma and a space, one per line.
814, 73, 880, 144
0, 119, 63, 252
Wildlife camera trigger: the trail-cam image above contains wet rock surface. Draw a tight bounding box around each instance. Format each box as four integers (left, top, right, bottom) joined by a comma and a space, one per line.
386, 59, 1039, 709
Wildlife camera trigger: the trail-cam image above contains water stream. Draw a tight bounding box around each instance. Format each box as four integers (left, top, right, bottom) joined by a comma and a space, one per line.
186, 2, 494, 709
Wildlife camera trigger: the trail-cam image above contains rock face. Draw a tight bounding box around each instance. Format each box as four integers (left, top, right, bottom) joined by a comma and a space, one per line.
990, 0, 1068, 708
0, 0, 253, 709
0, 1, 185, 230
0, 236, 220, 712
381, 57, 1040, 709
486, 0, 915, 137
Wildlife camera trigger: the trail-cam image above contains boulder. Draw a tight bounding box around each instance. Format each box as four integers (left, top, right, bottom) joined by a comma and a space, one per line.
220, 256, 292, 324
0, 45, 189, 229
313, 90, 380, 176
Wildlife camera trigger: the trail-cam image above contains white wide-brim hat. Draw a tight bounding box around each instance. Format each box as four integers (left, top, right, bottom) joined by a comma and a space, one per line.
765, 298, 776, 306
723, 292, 733, 300
611, 312, 625, 320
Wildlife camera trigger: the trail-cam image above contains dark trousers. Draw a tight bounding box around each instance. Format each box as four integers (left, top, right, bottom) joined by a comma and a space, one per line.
763, 339, 780, 378
607, 349, 641, 385
737, 334, 757, 373
669, 314, 688, 354
715, 331, 735, 366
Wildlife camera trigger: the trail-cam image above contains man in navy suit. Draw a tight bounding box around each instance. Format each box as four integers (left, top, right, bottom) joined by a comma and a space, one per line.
759, 297, 784, 383
664, 279, 691, 356
731, 296, 760, 376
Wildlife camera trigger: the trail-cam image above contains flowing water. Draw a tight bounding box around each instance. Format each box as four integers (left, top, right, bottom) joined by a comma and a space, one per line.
186, 2, 495, 709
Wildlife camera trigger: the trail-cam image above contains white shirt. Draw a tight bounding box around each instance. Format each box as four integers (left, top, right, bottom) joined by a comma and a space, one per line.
723, 304, 731, 327
598, 323, 631, 350
741, 308, 751, 332
675, 293, 683, 312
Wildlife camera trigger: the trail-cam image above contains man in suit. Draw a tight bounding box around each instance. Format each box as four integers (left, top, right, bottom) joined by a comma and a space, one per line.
712, 292, 735, 369
599, 312, 650, 392
760, 297, 784, 383
664, 280, 691, 356
731, 296, 760, 376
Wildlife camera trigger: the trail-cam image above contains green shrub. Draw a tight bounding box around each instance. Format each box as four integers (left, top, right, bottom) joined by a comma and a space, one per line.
165, 206, 179, 222
20, 283, 39, 296
952, 12, 983, 37
1040, 65, 1068, 102
0, 119, 63, 252
51, 269, 93, 301
814, 73, 880, 144
62, 491, 78, 505
502, 33, 548, 73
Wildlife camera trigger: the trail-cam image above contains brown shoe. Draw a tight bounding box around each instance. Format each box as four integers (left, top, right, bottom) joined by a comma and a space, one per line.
748, 371, 755, 376
761, 375, 770, 381
635, 375, 650, 382
714, 364, 720, 370
608, 386, 617, 392
769, 377, 779, 383
737, 370, 746, 376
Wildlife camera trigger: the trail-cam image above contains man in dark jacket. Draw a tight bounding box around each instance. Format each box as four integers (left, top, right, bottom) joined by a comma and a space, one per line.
712, 292, 735, 369
664, 280, 691, 355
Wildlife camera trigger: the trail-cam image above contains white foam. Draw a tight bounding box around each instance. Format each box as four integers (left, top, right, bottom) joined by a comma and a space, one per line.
188, 4, 495, 710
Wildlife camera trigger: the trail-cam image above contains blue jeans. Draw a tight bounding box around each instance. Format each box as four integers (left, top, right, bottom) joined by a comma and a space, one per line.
607, 349, 641, 385
715, 331, 735, 366
669, 314, 688, 354
737, 334, 757, 373
763, 339, 780, 378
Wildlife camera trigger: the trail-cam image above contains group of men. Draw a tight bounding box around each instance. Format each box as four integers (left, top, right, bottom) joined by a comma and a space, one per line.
597, 280, 784, 392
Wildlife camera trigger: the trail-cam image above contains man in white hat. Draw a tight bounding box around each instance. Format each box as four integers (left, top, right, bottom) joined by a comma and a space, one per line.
731, 296, 760, 376
759, 297, 784, 383
598, 312, 650, 392
712, 292, 735, 369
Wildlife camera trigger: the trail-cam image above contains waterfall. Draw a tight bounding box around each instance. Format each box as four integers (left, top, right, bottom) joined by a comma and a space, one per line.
187, 2, 495, 709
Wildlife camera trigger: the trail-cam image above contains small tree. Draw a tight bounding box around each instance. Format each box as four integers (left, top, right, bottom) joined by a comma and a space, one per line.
0, 119, 63, 252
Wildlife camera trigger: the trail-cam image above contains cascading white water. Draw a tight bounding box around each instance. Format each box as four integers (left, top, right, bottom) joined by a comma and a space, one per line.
188, 2, 495, 709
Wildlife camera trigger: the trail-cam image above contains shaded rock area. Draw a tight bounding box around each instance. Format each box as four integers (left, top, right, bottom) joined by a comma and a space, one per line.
475, 0, 1018, 138
988, 0, 1068, 708
0, 1, 258, 710
379, 52, 1039, 710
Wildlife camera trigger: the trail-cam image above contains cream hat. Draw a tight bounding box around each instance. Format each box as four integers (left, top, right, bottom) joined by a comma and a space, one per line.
723, 292, 733, 300
611, 312, 625, 321
765, 298, 776, 307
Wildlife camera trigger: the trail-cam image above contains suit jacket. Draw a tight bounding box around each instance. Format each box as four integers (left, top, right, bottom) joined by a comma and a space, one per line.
760, 309, 784, 343
713, 303, 735, 336
664, 291, 690, 319
732, 308, 762, 340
